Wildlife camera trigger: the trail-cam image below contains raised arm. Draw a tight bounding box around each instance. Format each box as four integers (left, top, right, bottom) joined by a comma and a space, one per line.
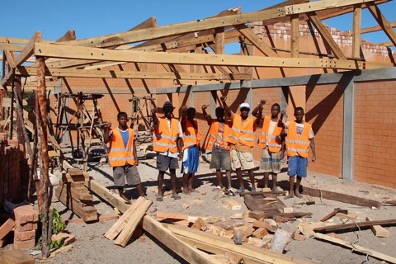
201, 105, 212, 125
103, 122, 112, 144
180, 105, 188, 132
252, 100, 266, 125
220, 96, 232, 118
278, 109, 286, 127
152, 107, 159, 127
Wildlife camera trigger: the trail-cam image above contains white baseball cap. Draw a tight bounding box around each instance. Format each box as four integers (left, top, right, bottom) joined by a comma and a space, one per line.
240, 103, 250, 109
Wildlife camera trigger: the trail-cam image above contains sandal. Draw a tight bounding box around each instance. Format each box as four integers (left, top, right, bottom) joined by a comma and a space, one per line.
171, 193, 181, 200
156, 193, 164, 202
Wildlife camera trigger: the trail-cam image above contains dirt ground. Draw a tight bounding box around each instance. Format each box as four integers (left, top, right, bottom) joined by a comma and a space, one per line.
6, 156, 396, 264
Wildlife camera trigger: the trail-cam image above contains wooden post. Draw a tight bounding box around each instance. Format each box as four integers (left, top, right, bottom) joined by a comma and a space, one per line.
36, 35, 51, 257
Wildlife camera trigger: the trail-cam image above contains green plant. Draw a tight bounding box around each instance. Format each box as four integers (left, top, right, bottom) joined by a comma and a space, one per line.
52, 208, 67, 235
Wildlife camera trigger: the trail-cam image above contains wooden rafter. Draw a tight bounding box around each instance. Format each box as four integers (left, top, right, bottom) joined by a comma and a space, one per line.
352, 5, 362, 58
361, 20, 396, 34
307, 12, 347, 60
58, 0, 375, 48
234, 24, 279, 57
367, 2, 396, 46
34, 42, 393, 70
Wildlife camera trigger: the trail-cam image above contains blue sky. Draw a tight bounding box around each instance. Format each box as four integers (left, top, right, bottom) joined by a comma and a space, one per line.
1, 0, 395, 51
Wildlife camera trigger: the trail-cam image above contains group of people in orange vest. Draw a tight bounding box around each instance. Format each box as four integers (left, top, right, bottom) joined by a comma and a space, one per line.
104, 96, 316, 203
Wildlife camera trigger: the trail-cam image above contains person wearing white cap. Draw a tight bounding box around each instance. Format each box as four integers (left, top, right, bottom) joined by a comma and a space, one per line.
222, 97, 266, 194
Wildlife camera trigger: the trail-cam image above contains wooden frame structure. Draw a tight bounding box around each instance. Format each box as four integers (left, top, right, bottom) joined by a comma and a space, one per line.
1, 0, 395, 92
0, 0, 395, 257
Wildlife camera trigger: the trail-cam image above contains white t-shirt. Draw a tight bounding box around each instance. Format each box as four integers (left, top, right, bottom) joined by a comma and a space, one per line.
159, 118, 183, 158
284, 121, 314, 139
265, 120, 278, 146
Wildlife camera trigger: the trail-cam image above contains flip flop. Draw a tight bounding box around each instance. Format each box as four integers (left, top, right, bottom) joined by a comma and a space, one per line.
156, 193, 164, 201
171, 193, 181, 200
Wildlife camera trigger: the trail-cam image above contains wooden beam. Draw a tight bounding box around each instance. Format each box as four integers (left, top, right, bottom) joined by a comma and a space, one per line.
128, 17, 157, 31
56, 30, 77, 42
166, 224, 310, 264
361, 20, 396, 34
142, 215, 215, 264
367, 2, 396, 46
104, 197, 145, 240
114, 198, 152, 247
0, 44, 25, 52
301, 186, 382, 208
14, 31, 40, 67
366, 217, 390, 237
15, 66, 250, 81
234, 24, 279, 57
85, 177, 130, 214
34, 43, 373, 70
214, 27, 225, 54
313, 219, 396, 233
352, 5, 362, 58
60, 0, 374, 48
314, 233, 396, 263
307, 12, 347, 60
290, 15, 299, 57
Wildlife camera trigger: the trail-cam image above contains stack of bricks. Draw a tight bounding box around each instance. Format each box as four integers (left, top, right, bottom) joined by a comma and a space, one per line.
13, 205, 38, 250
0, 133, 24, 208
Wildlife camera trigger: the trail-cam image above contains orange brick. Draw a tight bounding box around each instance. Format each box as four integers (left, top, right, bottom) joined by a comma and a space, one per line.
15, 221, 38, 232
13, 205, 39, 224
0, 249, 35, 264
0, 218, 15, 240
13, 238, 35, 250
14, 230, 36, 241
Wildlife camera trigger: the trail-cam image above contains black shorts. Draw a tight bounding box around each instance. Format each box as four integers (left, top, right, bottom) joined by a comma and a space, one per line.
156, 154, 179, 172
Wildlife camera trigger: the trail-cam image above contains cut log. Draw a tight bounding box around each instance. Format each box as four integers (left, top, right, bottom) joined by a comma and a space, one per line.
85, 177, 129, 214
166, 224, 310, 264
301, 186, 382, 208
313, 219, 396, 233
104, 197, 145, 240
142, 215, 214, 264
114, 199, 152, 247
314, 233, 396, 263
366, 217, 389, 238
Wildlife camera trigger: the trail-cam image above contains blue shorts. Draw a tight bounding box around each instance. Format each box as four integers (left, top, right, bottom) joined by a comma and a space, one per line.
288, 156, 308, 177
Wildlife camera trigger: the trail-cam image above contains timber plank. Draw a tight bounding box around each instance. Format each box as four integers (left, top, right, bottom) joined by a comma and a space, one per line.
85, 177, 129, 214
314, 233, 396, 263
313, 219, 396, 233
114, 199, 152, 247
167, 224, 310, 264
104, 197, 144, 240
55, 185, 98, 222
142, 215, 215, 264
301, 186, 382, 208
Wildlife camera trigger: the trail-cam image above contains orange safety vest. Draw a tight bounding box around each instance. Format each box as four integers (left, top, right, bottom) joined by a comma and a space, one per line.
182, 119, 202, 150
227, 115, 256, 147
258, 116, 283, 153
153, 117, 180, 153
108, 128, 135, 167
285, 120, 312, 158
203, 120, 232, 151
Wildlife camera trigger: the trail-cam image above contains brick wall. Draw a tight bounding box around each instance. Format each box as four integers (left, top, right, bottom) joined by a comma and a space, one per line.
354, 81, 396, 188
